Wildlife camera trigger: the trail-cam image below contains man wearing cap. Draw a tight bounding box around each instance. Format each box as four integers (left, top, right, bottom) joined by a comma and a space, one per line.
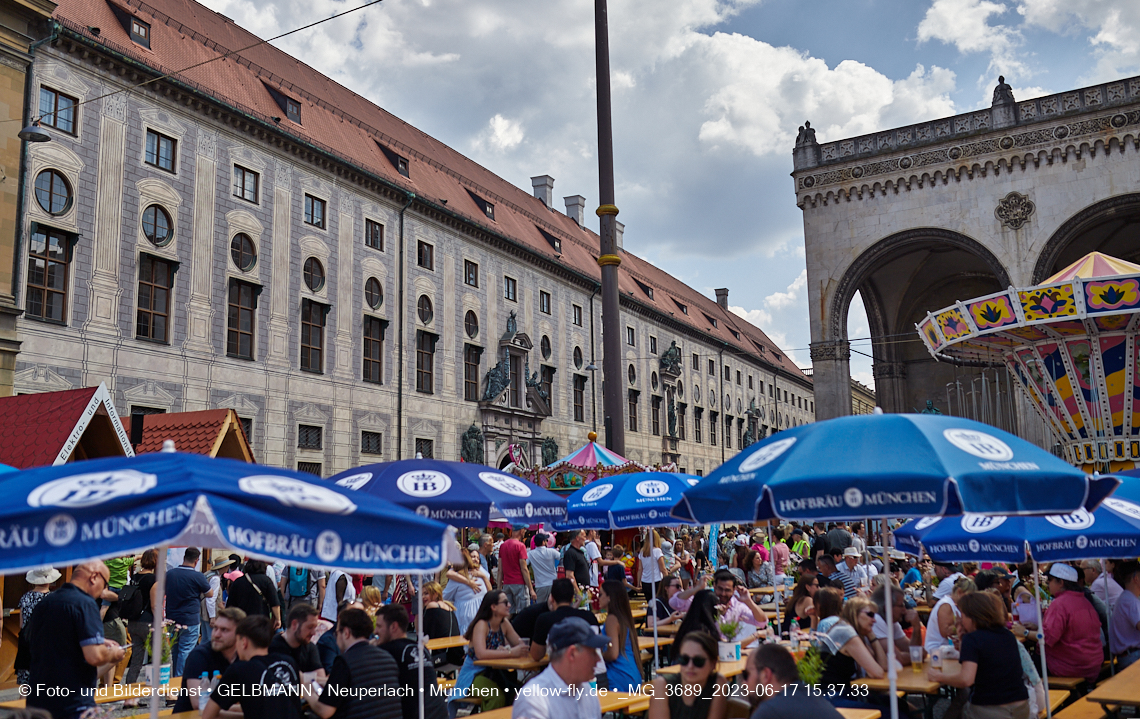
789, 529, 811, 559
202, 556, 233, 643
1044, 563, 1105, 683
838, 547, 874, 597
513, 617, 607, 719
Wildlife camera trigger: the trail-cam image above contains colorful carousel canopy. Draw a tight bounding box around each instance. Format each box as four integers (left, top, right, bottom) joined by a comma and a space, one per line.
918, 251, 1140, 470
552, 440, 631, 468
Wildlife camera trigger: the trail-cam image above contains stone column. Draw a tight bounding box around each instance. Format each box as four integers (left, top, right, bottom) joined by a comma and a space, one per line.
182, 129, 217, 352
82, 88, 128, 338
872, 361, 908, 414
809, 340, 852, 419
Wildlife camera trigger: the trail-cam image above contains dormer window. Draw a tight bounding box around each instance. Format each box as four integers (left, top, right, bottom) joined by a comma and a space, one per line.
703, 312, 718, 328
130, 18, 151, 48
537, 226, 562, 253
285, 97, 301, 124
377, 142, 410, 178
633, 278, 654, 300
673, 298, 688, 315
730, 329, 740, 340
467, 189, 495, 221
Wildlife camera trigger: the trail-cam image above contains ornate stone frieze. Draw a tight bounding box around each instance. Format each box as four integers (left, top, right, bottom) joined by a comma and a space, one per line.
995, 191, 1035, 230
872, 362, 907, 380
809, 341, 851, 362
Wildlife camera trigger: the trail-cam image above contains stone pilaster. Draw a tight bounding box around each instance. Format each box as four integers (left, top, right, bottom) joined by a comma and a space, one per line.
334, 192, 354, 378
183, 129, 217, 352
809, 340, 852, 419
267, 163, 293, 367
872, 361, 907, 414
82, 88, 127, 338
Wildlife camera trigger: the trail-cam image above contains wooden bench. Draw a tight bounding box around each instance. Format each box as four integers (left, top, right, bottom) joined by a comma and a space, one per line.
1041, 689, 1070, 719
1054, 700, 1117, 719
1047, 676, 1086, 692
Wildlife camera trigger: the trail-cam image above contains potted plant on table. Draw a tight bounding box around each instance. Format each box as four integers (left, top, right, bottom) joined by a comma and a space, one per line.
143, 620, 178, 685
716, 614, 742, 662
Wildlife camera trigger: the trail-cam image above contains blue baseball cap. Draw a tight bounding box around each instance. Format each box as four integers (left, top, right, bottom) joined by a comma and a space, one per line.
547, 617, 610, 652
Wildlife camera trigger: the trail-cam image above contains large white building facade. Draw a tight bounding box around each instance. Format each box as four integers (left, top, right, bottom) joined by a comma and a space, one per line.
16, 0, 813, 477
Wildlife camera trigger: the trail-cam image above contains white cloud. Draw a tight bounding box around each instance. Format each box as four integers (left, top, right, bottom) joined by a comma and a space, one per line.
728, 268, 811, 367
1017, 0, 1140, 80
764, 269, 807, 310
482, 114, 525, 152
917, 0, 1029, 80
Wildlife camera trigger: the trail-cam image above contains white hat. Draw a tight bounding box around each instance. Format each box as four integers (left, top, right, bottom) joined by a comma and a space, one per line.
735, 536, 748, 546
843, 547, 861, 558
1048, 563, 1079, 583
26, 567, 61, 585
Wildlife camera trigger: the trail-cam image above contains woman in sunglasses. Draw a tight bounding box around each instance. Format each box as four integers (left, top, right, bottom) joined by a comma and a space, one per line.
649, 631, 728, 719
818, 597, 886, 689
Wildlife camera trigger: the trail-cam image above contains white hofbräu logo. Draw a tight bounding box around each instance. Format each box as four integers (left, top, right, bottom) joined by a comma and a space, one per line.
960, 514, 1007, 533
1076, 535, 1089, 549
737, 437, 797, 473
1045, 508, 1095, 531
239, 476, 357, 515
45, 513, 77, 546
28, 470, 157, 508
416, 505, 431, 517
968, 539, 981, 553
335, 472, 373, 491
942, 428, 1014, 461
397, 470, 452, 498
635, 479, 671, 498
581, 484, 613, 503
315, 530, 342, 562
1104, 498, 1140, 521
525, 503, 534, 518
914, 517, 940, 530
648, 509, 658, 519
479, 472, 532, 497
844, 488, 863, 508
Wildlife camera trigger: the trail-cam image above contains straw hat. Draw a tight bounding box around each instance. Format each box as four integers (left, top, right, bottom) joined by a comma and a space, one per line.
209, 557, 235, 572
26, 567, 61, 585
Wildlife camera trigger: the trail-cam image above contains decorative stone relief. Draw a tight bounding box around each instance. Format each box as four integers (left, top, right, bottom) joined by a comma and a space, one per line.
275, 163, 292, 189
197, 129, 217, 160
14, 365, 74, 394
995, 191, 1035, 230
809, 341, 851, 362
102, 87, 127, 122
293, 403, 329, 423
122, 379, 177, 410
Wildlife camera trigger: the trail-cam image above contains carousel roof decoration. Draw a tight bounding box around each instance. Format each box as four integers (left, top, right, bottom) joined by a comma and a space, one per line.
512, 431, 674, 492
552, 440, 632, 468
918, 251, 1140, 469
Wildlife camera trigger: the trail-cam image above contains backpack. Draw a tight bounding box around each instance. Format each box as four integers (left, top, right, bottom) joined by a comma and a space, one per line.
118, 576, 147, 621
287, 567, 311, 599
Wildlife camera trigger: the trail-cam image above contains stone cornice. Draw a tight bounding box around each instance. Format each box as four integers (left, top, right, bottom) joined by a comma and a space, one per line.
794, 77, 1140, 208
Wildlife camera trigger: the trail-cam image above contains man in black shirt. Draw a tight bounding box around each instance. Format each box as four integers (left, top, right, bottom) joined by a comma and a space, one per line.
226, 560, 282, 630
528, 578, 598, 661
561, 530, 591, 593
175, 606, 246, 712
511, 598, 549, 641
203, 615, 301, 719
375, 604, 447, 719
269, 603, 326, 682
27, 561, 126, 719
306, 608, 401, 719
744, 644, 843, 719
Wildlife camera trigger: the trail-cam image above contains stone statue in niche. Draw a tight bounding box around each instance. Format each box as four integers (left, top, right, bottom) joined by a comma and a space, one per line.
667, 396, 677, 437
992, 76, 1015, 106
482, 350, 511, 401
659, 340, 682, 375
461, 424, 484, 463
541, 437, 559, 466
742, 422, 756, 448
525, 358, 547, 400
502, 310, 518, 341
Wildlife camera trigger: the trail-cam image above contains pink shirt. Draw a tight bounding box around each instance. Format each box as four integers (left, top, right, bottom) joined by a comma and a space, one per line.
669, 594, 765, 639
750, 544, 770, 562
770, 542, 790, 575
1043, 590, 1103, 682
499, 538, 528, 586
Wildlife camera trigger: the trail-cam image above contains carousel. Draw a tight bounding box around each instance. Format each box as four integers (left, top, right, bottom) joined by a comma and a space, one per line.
510, 431, 675, 492
918, 251, 1140, 472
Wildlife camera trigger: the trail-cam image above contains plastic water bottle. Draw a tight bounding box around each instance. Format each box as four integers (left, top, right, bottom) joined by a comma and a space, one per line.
199, 672, 211, 704
930, 644, 942, 670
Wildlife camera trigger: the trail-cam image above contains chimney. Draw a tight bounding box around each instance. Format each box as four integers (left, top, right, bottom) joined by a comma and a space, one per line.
614, 221, 624, 252
564, 195, 586, 225
715, 288, 729, 309
531, 175, 554, 207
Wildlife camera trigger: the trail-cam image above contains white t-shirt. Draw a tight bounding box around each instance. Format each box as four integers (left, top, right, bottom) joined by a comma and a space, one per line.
924, 595, 960, 655
872, 614, 907, 641
528, 547, 561, 588
585, 540, 602, 588
1091, 574, 1123, 613
640, 547, 664, 584
321, 570, 356, 623
205, 572, 221, 617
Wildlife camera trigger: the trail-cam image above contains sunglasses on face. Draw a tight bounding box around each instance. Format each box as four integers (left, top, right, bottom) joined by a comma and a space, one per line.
677, 653, 708, 668
862, 610, 877, 618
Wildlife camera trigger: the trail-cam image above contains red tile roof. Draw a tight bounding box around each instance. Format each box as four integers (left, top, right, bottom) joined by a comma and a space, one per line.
51, 0, 809, 384
137, 409, 254, 460
0, 386, 126, 468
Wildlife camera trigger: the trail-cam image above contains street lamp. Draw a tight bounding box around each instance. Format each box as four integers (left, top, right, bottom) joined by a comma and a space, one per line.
18, 121, 50, 143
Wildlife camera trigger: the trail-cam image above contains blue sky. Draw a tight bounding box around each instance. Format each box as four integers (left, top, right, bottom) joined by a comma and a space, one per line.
204, 0, 1140, 390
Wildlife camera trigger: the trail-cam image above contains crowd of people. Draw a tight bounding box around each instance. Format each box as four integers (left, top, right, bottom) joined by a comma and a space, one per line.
10, 520, 1140, 719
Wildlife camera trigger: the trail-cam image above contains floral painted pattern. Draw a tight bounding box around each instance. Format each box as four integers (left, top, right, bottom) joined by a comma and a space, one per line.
935, 309, 971, 340
919, 320, 942, 350
1019, 285, 1077, 321
1085, 279, 1140, 312
967, 296, 1016, 330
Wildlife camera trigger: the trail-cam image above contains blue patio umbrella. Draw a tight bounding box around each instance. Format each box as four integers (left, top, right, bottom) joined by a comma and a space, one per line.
0, 463, 15, 474
894, 475, 1140, 563
329, 458, 568, 526
552, 472, 700, 530
673, 413, 1119, 524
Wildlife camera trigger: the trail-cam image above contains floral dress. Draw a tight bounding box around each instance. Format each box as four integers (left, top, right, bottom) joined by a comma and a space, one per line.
450, 625, 507, 708
17, 590, 48, 685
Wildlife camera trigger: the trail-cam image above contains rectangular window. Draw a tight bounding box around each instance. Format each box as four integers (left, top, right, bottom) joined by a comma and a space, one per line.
130, 17, 151, 47
363, 316, 384, 384
770, 385, 774, 397
361, 430, 383, 455
233, 165, 259, 203
136, 255, 172, 342
415, 438, 434, 458
540, 290, 551, 314
39, 87, 77, 134
286, 97, 302, 124
724, 364, 730, 379
464, 260, 479, 287
725, 417, 733, 449
418, 241, 434, 270
298, 424, 323, 449
650, 336, 658, 354
677, 405, 686, 440
145, 130, 176, 172
365, 219, 384, 250
626, 327, 635, 346
748, 375, 754, 390
784, 390, 788, 403
300, 299, 325, 372
25, 226, 70, 323
464, 344, 481, 401
736, 370, 741, 385
628, 391, 639, 432
694, 408, 702, 443
708, 359, 715, 376
572, 304, 583, 326
239, 417, 253, 440
304, 194, 326, 229
692, 353, 699, 369
297, 462, 322, 476
227, 280, 256, 359
509, 354, 521, 407
710, 413, 717, 446
129, 406, 165, 447
651, 396, 661, 436
573, 375, 586, 422
504, 276, 517, 301
416, 331, 435, 393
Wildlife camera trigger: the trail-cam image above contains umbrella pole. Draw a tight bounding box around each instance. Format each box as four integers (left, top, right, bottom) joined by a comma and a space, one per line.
1032, 557, 1052, 719
1102, 560, 1115, 676
766, 524, 780, 634
418, 573, 425, 719
881, 528, 898, 719
149, 545, 168, 719
652, 545, 660, 672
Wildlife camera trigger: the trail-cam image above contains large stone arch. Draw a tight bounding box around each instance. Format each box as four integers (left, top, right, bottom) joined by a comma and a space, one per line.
826, 228, 1011, 415
1032, 193, 1140, 283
